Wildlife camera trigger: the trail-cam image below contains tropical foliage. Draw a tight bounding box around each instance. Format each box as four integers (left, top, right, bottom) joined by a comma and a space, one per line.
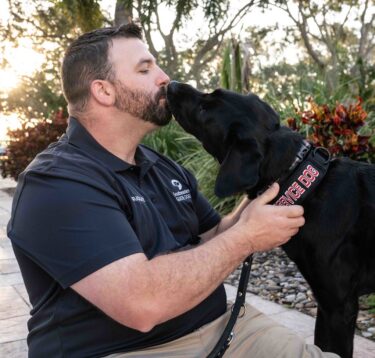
287, 98, 374, 162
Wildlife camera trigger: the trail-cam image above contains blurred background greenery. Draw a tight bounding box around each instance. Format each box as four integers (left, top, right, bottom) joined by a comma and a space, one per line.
0, 0, 374, 214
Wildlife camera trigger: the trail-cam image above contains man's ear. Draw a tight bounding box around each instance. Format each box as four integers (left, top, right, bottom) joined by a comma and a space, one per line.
215, 138, 263, 197
90, 80, 115, 106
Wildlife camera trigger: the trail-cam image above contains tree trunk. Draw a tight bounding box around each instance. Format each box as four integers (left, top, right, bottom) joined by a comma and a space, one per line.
114, 0, 133, 26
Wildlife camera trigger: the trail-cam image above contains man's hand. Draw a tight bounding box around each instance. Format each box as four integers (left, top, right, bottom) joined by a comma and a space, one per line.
234, 183, 305, 253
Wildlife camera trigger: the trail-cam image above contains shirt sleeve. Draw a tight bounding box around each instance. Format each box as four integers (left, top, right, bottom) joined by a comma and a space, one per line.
8, 173, 143, 289
180, 166, 222, 234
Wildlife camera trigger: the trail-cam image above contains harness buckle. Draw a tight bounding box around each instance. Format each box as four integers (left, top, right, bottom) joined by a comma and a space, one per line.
296, 140, 311, 160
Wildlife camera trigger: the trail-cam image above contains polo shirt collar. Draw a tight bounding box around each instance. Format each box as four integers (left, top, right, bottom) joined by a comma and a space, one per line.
66, 117, 158, 173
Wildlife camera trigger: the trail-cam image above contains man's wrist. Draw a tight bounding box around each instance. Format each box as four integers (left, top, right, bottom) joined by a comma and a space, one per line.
218, 224, 256, 260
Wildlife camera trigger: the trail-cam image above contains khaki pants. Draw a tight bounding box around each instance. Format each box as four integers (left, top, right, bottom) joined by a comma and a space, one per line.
105, 303, 340, 358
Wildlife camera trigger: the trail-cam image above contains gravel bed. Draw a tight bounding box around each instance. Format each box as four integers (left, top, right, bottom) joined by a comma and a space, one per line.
225, 247, 375, 341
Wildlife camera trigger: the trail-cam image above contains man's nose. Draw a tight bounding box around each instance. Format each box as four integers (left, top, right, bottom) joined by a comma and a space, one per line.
157, 67, 170, 86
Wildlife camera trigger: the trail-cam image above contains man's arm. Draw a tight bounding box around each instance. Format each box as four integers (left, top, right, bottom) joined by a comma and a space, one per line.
72, 183, 304, 332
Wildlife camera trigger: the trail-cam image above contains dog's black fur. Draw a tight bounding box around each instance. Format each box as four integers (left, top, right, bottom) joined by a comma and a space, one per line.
166, 81, 375, 358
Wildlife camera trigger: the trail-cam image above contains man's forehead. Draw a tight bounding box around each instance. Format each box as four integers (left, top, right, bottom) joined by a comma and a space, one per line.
109, 37, 154, 67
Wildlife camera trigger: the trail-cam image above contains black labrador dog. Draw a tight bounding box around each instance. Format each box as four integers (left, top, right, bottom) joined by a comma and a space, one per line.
166, 81, 375, 358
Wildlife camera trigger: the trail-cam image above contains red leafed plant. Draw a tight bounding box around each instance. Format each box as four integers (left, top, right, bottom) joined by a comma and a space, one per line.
287, 98, 374, 162
1, 109, 68, 180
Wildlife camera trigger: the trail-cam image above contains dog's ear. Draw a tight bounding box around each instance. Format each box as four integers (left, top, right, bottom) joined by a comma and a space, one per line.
247, 93, 280, 131
215, 137, 263, 197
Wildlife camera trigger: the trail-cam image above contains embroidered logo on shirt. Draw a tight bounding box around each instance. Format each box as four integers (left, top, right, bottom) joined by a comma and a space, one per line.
131, 195, 146, 203
171, 179, 191, 202
171, 179, 182, 190
173, 189, 191, 202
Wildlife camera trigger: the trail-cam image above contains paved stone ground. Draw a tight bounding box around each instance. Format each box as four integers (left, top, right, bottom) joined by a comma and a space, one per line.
0, 178, 374, 357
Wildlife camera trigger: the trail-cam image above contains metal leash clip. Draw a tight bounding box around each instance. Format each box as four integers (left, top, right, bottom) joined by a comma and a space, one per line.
231, 303, 246, 318
312, 146, 331, 164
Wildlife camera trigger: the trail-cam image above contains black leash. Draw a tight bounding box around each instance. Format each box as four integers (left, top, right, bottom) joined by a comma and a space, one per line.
206, 255, 253, 358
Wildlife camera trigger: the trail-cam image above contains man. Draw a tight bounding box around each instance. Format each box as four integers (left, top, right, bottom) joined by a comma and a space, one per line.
8, 23, 338, 357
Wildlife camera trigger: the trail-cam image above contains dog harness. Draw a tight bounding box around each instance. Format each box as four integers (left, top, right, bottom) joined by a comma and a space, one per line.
207, 141, 331, 358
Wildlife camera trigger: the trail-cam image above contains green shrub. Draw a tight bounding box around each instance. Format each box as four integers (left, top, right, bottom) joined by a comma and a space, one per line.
367, 294, 375, 314
143, 121, 241, 214
359, 294, 375, 314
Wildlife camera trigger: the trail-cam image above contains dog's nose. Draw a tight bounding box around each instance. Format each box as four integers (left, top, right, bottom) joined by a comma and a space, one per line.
167, 80, 180, 94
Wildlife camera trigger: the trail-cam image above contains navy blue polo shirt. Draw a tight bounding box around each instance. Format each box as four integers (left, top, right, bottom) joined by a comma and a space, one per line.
8, 117, 226, 358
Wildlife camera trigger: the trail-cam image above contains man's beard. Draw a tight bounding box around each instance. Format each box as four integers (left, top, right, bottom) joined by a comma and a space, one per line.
113, 80, 172, 126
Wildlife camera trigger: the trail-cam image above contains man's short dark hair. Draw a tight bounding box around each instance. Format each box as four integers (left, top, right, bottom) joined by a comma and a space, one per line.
61, 23, 143, 112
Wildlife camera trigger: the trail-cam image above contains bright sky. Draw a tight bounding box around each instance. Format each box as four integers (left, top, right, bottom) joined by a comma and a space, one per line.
0, 113, 21, 147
